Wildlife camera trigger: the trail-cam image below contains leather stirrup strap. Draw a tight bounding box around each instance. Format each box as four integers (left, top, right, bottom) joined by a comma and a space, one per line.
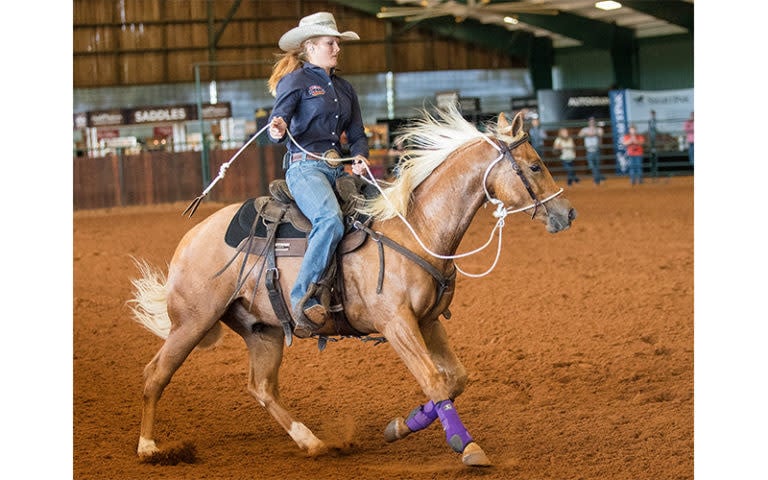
352, 220, 456, 320
262, 206, 296, 346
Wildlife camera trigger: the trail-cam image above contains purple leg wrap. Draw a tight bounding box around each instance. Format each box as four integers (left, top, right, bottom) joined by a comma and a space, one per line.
405, 400, 438, 432
436, 399, 474, 453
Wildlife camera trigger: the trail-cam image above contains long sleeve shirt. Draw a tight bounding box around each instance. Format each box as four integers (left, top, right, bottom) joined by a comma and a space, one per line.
268, 63, 369, 159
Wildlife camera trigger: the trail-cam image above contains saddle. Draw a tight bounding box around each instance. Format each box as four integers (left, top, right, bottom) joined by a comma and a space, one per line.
223, 175, 378, 347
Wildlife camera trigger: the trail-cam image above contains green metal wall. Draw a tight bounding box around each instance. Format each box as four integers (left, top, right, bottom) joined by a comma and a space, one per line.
554, 35, 693, 91
637, 36, 694, 90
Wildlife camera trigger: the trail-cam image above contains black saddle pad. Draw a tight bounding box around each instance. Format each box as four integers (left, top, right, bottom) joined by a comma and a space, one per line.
224, 199, 305, 248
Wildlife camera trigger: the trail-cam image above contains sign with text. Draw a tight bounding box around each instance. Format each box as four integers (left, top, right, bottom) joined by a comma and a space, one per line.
608, 88, 694, 173
87, 109, 126, 128
201, 102, 232, 120
84, 102, 233, 128
537, 89, 611, 123
129, 105, 196, 124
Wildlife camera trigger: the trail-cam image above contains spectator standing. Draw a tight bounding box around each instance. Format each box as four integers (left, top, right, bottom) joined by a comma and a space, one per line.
621, 124, 645, 185
553, 127, 579, 186
528, 117, 547, 157
578, 116, 605, 185
684, 111, 694, 165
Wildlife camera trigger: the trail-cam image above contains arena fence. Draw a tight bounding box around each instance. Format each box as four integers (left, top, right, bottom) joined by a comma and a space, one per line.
74, 145, 285, 210
73, 140, 693, 211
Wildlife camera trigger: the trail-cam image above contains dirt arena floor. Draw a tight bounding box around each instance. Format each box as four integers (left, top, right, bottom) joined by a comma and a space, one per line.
73, 174, 693, 480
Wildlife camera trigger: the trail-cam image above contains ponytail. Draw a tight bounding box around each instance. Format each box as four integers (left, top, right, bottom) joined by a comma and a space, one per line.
268, 49, 306, 97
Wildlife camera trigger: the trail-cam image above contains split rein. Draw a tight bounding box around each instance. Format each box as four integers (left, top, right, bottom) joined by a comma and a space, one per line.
183, 124, 562, 278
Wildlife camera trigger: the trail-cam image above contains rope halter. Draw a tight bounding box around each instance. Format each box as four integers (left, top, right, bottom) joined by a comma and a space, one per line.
479, 132, 563, 224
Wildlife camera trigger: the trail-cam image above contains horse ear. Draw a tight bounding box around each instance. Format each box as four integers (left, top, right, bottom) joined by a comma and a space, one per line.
497, 112, 512, 134
511, 111, 525, 136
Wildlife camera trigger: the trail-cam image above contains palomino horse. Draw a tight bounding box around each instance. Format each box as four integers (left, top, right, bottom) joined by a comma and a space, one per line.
130, 107, 576, 467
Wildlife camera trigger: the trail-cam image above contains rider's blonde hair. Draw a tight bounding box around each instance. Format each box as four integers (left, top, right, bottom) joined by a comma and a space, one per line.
267, 41, 312, 97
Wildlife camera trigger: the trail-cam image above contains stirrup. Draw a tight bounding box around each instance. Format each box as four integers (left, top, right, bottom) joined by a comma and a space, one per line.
293, 304, 328, 338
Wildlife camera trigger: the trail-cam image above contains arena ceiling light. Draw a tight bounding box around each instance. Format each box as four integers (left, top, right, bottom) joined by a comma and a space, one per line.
376, 0, 558, 24
595, 1, 622, 10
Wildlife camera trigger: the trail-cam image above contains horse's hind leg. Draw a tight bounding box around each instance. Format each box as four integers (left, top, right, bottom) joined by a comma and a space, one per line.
222, 302, 327, 456
138, 319, 217, 457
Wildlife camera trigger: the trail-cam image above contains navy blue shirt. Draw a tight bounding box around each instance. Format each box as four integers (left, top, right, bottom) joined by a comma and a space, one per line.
268, 63, 369, 159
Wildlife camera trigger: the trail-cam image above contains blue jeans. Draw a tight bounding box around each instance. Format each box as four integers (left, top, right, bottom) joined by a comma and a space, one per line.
688, 143, 694, 165
586, 150, 604, 184
285, 160, 347, 310
628, 155, 643, 184
562, 160, 578, 185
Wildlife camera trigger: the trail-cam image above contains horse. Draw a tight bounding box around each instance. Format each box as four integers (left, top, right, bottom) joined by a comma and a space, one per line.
129, 106, 576, 467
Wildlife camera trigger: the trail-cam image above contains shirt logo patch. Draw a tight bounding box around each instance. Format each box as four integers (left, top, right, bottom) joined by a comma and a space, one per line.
308, 85, 326, 97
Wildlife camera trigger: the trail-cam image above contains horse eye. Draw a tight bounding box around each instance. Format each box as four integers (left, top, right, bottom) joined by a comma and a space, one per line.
529, 164, 542, 172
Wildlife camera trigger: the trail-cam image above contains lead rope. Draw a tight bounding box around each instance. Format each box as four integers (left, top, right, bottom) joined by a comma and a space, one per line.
186, 124, 556, 278
287, 129, 552, 278
285, 129, 360, 164
351, 133, 562, 277
182, 123, 272, 217
353, 134, 511, 278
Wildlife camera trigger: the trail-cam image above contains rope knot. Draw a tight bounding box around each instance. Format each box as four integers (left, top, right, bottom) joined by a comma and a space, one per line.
490, 200, 507, 220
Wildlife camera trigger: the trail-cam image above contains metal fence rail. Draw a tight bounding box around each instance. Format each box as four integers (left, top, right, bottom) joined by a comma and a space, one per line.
73, 131, 694, 211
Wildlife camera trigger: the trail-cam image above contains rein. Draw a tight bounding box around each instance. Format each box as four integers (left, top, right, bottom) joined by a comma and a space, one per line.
358, 131, 563, 278
184, 119, 562, 278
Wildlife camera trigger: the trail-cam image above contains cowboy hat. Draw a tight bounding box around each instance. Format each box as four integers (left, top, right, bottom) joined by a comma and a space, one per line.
278, 12, 360, 52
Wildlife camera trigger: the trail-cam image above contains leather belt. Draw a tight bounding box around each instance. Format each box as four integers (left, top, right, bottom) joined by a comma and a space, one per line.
290, 149, 341, 162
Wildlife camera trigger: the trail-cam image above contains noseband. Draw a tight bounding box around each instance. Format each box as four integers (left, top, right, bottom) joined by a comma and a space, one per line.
482, 132, 563, 220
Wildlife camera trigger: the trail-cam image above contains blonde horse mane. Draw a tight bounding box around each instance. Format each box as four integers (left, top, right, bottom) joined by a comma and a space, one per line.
362, 104, 525, 220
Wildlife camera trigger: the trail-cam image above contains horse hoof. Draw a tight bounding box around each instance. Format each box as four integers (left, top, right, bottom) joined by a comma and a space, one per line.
306, 442, 329, 457
383, 417, 411, 442
462, 442, 491, 467
137, 436, 160, 457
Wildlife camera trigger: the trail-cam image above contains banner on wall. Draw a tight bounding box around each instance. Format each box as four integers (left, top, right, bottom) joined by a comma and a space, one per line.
84, 102, 233, 127
609, 88, 694, 172
609, 90, 629, 172
536, 89, 611, 123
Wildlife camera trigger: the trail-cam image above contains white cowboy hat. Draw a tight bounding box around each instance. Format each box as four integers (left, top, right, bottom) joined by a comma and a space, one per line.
278, 12, 360, 52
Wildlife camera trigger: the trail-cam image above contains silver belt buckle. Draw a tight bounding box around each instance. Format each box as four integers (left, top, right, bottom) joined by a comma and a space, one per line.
323, 149, 341, 166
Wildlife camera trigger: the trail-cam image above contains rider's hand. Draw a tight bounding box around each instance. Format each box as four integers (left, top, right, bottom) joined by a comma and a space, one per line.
269, 117, 286, 140
351, 155, 368, 176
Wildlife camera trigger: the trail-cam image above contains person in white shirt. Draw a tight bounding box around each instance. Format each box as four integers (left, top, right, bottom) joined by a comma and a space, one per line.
553, 127, 579, 186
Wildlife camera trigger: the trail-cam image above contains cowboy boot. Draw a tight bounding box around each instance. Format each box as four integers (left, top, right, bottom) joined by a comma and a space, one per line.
293, 303, 329, 338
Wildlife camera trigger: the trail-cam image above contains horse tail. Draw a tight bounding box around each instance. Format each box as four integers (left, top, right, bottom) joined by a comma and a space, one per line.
128, 257, 223, 349
129, 258, 172, 339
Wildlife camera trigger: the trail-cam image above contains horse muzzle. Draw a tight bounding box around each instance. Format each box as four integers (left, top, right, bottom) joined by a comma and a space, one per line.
545, 204, 577, 233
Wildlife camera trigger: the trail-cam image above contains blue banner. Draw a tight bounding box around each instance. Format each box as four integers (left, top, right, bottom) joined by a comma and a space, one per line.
609, 90, 629, 173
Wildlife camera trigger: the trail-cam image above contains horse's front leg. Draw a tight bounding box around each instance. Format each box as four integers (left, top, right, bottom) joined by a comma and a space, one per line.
381, 316, 490, 467
384, 318, 467, 439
